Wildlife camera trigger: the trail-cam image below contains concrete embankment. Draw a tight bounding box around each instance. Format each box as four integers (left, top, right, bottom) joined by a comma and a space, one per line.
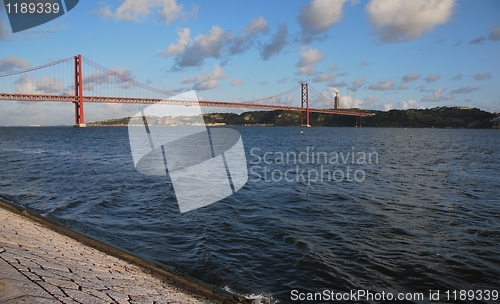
0, 201, 247, 303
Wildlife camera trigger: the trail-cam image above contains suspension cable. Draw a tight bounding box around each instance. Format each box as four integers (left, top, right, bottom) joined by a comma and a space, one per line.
82, 56, 175, 97
0, 57, 73, 78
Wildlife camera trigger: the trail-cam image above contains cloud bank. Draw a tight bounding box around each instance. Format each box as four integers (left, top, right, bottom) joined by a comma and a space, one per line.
366, 0, 455, 43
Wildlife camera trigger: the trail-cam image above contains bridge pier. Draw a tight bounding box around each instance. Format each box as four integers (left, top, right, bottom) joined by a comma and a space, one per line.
300, 83, 310, 127
73, 54, 86, 128
356, 116, 363, 127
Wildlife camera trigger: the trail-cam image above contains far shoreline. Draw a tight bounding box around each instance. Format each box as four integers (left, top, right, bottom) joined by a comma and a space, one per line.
1, 125, 499, 129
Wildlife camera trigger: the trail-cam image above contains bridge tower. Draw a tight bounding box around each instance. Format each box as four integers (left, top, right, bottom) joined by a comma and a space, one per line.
74, 54, 86, 128
300, 83, 310, 127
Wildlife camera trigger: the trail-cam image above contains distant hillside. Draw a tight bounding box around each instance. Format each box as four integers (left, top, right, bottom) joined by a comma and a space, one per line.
88, 107, 499, 129
203, 107, 498, 128
363, 107, 497, 128
88, 117, 131, 126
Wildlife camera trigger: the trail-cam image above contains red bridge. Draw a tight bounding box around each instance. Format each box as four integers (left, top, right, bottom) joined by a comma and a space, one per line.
0, 55, 370, 127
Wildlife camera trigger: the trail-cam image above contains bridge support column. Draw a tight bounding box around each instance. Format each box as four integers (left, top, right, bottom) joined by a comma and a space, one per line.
356, 116, 363, 127
73, 54, 86, 128
300, 83, 310, 127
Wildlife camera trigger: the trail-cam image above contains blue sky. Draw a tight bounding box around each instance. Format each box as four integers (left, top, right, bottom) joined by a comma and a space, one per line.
0, 0, 499, 125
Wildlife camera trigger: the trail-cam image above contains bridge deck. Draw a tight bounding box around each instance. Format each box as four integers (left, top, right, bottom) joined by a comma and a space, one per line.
0, 93, 371, 117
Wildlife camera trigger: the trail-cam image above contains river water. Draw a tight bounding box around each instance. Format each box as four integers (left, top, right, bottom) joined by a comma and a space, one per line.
0, 126, 498, 303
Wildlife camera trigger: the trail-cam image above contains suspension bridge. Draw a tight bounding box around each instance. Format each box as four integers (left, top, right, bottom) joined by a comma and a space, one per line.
0, 55, 370, 127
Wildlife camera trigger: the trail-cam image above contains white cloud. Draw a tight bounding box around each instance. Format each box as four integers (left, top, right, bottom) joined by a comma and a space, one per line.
489, 25, 500, 41
36, 75, 64, 93
297, 46, 325, 75
469, 37, 485, 45
350, 76, 365, 91
283, 95, 294, 105
383, 103, 394, 111
314, 91, 373, 110
425, 74, 440, 83
15, 22, 68, 38
366, 0, 455, 43
452, 73, 462, 80
421, 87, 454, 102
158, 0, 197, 24
180, 65, 227, 91
401, 99, 425, 109
172, 26, 227, 68
115, 0, 151, 21
473, 72, 492, 80
416, 85, 427, 92
298, 0, 349, 42
472, 26, 500, 44
162, 18, 270, 68
369, 80, 395, 90
0, 56, 30, 72
313, 87, 338, 107
327, 80, 347, 88
227, 35, 251, 55
329, 64, 338, 71
86, 103, 144, 122
194, 26, 226, 56
112, 0, 196, 24
244, 17, 269, 35
91, 5, 113, 20
229, 17, 269, 55
402, 73, 421, 82
260, 24, 288, 60
398, 82, 408, 89
450, 87, 478, 94
14, 75, 63, 94
363, 96, 379, 106
0, 102, 79, 126
399, 73, 420, 89
0, 20, 9, 40
82, 67, 136, 91
360, 60, 369, 66
160, 28, 192, 57
340, 92, 363, 108
230, 78, 243, 86
0, 4, 9, 39
312, 73, 335, 83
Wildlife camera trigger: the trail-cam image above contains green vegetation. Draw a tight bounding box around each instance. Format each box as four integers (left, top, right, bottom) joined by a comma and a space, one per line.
203, 107, 497, 128
363, 107, 496, 128
88, 117, 131, 126
202, 110, 365, 127
88, 107, 498, 129
203, 111, 300, 126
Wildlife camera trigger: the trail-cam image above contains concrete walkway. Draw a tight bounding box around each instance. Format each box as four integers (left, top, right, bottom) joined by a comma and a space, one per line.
0, 203, 246, 304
